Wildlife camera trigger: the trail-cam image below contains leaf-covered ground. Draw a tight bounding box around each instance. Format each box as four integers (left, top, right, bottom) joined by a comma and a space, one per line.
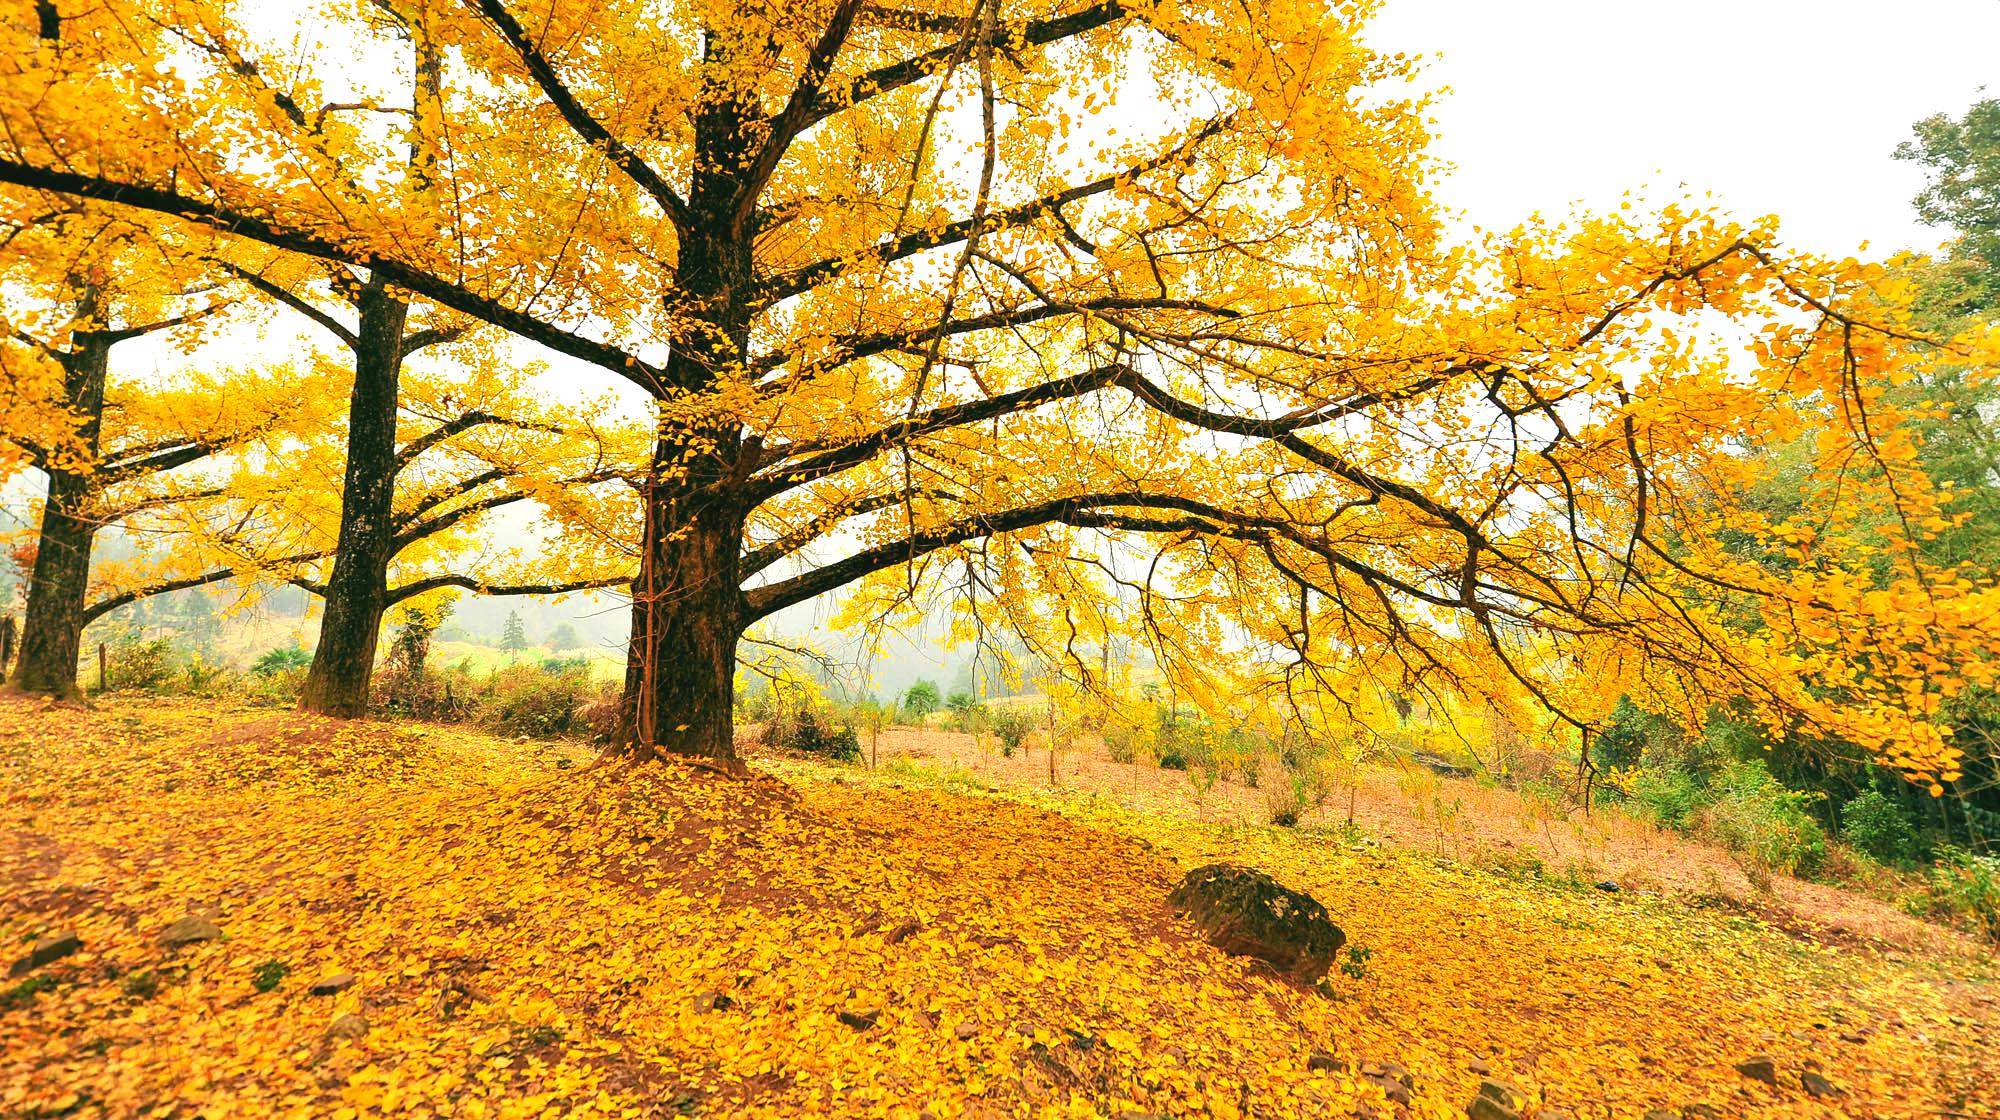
2, 697, 1995, 1119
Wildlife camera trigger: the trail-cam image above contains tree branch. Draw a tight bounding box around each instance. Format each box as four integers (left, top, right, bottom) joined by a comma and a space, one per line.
465, 0, 696, 230
0, 160, 670, 392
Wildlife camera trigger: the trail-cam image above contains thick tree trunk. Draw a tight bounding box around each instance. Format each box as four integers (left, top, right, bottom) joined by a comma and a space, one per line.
614, 56, 763, 763
618, 466, 748, 762
299, 280, 409, 717
12, 340, 110, 700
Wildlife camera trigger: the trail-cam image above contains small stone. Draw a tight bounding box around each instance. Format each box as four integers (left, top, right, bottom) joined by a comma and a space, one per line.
693, 989, 735, 1011
159, 916, 223, 948
1641, 1112, 1679, 1120
1466, 1056, 1492, 1075
307, 973, 355, 996
1365, 1074, 1411, 1107
1594, 880, 1620, 893
1800, 1070, 1839, 1099
1351, 1106, 1387, 1120
953, 1020, 979, 1041
1307, 1050, 1345, 1072
8, 931, 81, 978
837, 1005, 881, 1030
1465, 1096, 1518, 1120
1733, 1056, 1779, 1086
1683, 1106, 1723, 1119
325, 1012, 369, 1041
1476, 1080, 1523, 1111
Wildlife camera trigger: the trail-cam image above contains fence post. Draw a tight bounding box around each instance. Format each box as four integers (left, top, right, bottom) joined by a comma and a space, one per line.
98, 642, 108, 693
0, 615, 14, 683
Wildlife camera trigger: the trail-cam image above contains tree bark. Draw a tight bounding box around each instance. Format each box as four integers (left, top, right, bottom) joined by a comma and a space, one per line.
610, 51, 766, 764
299, 278, 409, 717
12, 339, 110, 699
618, 463, 748, 762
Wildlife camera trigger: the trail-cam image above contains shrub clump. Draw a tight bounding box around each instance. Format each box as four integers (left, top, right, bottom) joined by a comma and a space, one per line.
765, 705, 861, 762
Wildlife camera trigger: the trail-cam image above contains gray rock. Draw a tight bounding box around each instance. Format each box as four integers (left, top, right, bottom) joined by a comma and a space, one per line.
1476, 1080, 1523, 1111
1733, 1055, 1779, 1085
307, 973, 355, 996
1465, 1096, 1518, 1120
1307, 1050, 1345, 1072
1801, 1069, 1839, 1098
159, 916, 223, 948
836, 1005, 881, 1030
8, 931, 80, 978
1594, 880, 1620, 893
325, 1012, 369, 1041
1168, 864, 1344, 980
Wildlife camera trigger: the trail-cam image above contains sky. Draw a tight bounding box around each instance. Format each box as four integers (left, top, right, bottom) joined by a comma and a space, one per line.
1368, 0, 2000, 257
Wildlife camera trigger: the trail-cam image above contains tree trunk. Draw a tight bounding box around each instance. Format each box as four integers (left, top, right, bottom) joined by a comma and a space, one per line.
618, 454, 748, 763
614, 51, 761, 763
11, 340, 110, 700
299, 279, 408, 717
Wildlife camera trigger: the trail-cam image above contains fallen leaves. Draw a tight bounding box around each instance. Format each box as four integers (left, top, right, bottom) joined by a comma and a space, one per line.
1, 696, 1995, 1119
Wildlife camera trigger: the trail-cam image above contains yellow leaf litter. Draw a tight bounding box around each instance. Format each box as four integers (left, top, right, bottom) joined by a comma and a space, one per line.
2, 697, 1995, 1119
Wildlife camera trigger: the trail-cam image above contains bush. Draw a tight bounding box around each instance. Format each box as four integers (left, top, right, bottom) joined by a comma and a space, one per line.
1840, 789, 1920, 866
765, 705, 861, 761
1103, 724, 1140, 764
1629, 767, 1708, 832
253, 645, 313, 677
1701, 762, 1828, 878
479, 662, 607, 739
989, 707, 1034, 758
1906, 847, 2000, 942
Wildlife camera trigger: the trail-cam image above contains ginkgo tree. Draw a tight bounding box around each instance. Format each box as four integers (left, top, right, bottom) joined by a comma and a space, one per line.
1, 0, 1993, 778
0, 204, 330, 698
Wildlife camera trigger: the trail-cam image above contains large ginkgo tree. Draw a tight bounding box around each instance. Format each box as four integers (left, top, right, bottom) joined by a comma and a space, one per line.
2, 0, 1992, 777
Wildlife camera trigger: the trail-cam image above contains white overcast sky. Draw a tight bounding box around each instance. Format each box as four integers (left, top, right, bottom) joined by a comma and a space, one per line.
1367, 0, 2000, 256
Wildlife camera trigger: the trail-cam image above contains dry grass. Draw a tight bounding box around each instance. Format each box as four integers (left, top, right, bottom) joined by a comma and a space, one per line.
833, 725, 1980, 958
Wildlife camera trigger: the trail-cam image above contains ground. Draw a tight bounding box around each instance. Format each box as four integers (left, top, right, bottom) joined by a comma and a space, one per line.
2, 697, 1996, 1120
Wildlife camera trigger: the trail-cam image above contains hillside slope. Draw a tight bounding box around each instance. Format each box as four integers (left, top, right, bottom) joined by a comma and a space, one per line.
2, 697, 1995, 1119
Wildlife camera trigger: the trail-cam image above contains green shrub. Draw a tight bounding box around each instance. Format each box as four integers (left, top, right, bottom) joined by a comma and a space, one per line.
479, 663, 607, 739
252, 960, 290, 993
1103, 724, 1140, 764
766, 705, 861, 761
1701, 762, 1828, 878
253, 645, 313, 677
1630, 767, 1708, 832
988, 707, 1033, 758
1906, 847, 2000, 942
1840, 789, 1919, 865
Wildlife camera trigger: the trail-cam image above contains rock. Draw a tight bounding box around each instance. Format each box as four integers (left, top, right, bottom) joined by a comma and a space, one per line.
1361, 1066, 1412, 1107
1169, 864, 1344, 980
325, 1012, 369, 1041
1682, 1106, 1723, 1119
1466, 1056, 1492, 1075
693, 989, 735, 1012
953, 1020, 979, 1041
884, 919, 922, 945
1593, 880, 1620, 893
836, 1005, 881, 1030
307, 973, 355, 996
1465, 1096, 1518, 1120
1733, 1055, 1779, 1086
8, 931, 80, 978
1307, 1050, 1345, 1072
1800, 1069, 1839, 1098
1641, 1112, 1679, 1120
1476, 1080, 1523, 1111
158, 916, 223, 948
